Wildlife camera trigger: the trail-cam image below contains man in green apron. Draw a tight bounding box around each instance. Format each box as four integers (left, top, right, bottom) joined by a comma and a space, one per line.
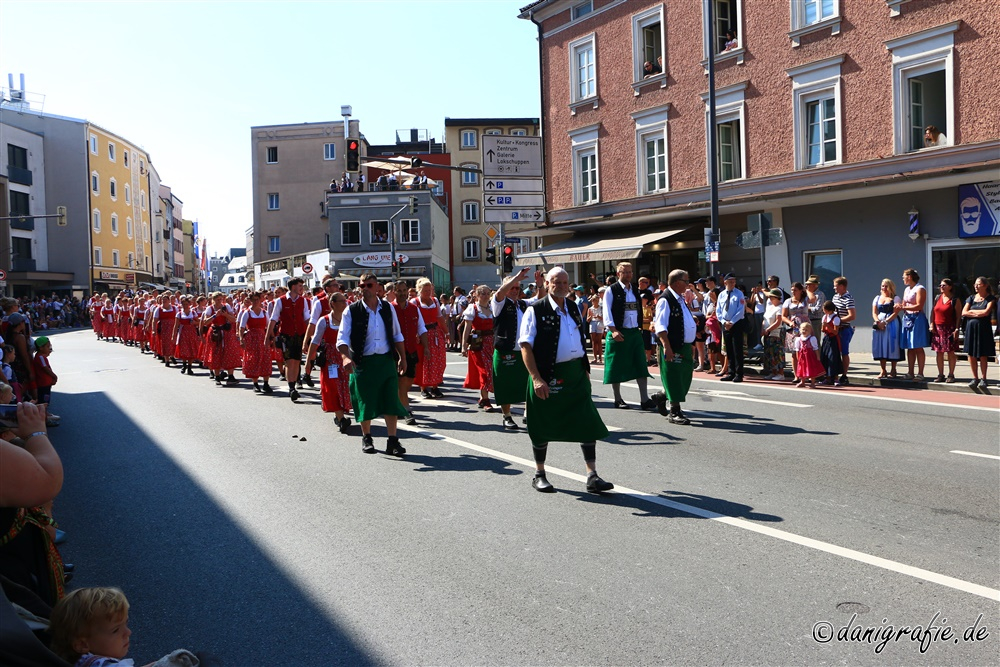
653, 269, 698, 425
602, 261, 655, 410
520, 267, 612, 494
337, 273, 409, 456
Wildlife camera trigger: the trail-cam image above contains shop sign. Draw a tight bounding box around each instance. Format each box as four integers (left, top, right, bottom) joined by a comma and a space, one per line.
100, 271, 120, 280
125, 273, 136, 284
353, 252, 409, 268
958, 182, 1000, 238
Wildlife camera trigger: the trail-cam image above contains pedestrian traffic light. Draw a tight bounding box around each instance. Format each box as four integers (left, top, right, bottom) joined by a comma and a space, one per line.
502, 245, 514, 273
410, 157, 423, 169
408, 196, 418, 215
346, 139, 360, 172
391, 260, 398, 272
486, 245, 497, 264
56, 205, 67, 227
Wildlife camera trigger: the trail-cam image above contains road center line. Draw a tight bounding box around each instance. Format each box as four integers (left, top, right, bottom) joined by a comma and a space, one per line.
950, 450, 1000, 461
388, 421, 1000, 602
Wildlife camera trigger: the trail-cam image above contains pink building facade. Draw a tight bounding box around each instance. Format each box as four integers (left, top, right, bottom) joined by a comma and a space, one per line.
519, 0, 999, 351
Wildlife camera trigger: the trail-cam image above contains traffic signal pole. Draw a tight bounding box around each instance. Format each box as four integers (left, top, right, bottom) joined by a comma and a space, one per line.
707, 0, 720, 278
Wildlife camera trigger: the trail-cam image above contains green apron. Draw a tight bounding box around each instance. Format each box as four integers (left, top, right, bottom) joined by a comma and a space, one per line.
493, 349, 528, 405
349, 353, 408, 423
526, 358, 609, 446
658, 342, 694, 403
603, 328, 651, 384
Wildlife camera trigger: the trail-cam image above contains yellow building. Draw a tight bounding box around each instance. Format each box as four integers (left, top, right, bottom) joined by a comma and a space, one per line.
87, 125, 154, 292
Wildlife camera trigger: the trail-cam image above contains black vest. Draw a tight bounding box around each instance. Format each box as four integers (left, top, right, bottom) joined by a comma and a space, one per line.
529, 298, 590, 384
348, 299, 396, 360
610, 282, 642, 330
663, 291, 686, 351
493, 298, 526, 352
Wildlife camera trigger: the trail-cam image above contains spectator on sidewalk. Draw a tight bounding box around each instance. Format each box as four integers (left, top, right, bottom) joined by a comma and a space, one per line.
930, 278, 962, 383
899, 268, 930, 381
831, 277, 856, 385
871, 279, 903, 379
961, 276, 996, 389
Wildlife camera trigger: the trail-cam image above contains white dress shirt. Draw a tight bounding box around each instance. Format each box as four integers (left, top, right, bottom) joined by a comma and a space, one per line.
653, 288, 697, 343
336, 300, 404, 356
518, 296, 586, 363
602, 281, 639, 329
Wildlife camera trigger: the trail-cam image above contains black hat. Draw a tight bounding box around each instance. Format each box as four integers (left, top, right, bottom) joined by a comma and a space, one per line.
723, 273, 736, 281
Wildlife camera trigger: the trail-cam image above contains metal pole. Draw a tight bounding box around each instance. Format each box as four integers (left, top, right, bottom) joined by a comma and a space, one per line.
498, 221, 504, 278
707, 0, 719, 279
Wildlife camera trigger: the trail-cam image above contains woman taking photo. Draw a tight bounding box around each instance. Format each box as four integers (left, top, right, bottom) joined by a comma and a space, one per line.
930, 278, 962, 383
899, 268, 930, 380
961, 276, 996, 389
871, 278, 903, 379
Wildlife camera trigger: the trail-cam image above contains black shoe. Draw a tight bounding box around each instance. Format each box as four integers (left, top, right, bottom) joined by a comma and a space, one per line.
613, 400, 630, 409
253, 382, 261, 393
290, 389, 300, 402
226, 377, 239, 386
720, 375, 735, 382
431, 387, 444, 399
386, 437, 406, 457
532, 473, 555, 492
586, 473, 614, 493
339, 416, 351, 434
668, 412, 691, 425
262, 383, 273, 394
502, 414, 519, 430
186, 367, 194, 376
715, 371, 726, 377
839, 375, 850, 386
639, 398, 658, 411
404, 414, 417, 426
215, 375, 223, 385
651, 392, 669, 416
421, 390, 433, 399
302, 375, 314, 388
732, 375, 743, 383
362, 435, 376, 453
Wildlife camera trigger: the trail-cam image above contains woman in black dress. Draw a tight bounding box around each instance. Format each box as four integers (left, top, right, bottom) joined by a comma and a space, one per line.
961, 276, 997, 389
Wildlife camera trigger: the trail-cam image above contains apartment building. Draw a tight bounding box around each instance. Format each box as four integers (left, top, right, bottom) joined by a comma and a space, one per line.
518, 0, 999, 351
443, 117, 541, 287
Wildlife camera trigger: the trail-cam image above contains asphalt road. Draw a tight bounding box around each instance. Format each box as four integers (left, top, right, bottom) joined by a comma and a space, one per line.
47, 329, 999, 666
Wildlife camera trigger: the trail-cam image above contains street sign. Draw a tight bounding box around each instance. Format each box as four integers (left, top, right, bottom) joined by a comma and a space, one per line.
484, 209, 545, 223
483, 193, 545, 208
0, 269, 6, 280
482, 135, 542, 178
483, 225, 499, 241
302, 262, 314, 274
504, 236, 523, 244
483, 178, 543, 193
709, 251, 719, 262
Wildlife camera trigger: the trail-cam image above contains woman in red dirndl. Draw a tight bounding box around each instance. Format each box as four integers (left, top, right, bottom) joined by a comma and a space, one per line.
173, 297, 200, 374
305, 294, 352, 432
238, 291, 273, 392
156, 301, 178, 365
203, 293, 240, 385
93, 299, 105, 339
412, 278, 447, 398
132, 299, 149, 352
462, 287, 495, 411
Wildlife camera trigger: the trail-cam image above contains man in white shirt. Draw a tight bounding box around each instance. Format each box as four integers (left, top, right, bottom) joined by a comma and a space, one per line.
653, 270, 698, 425
602, 261, 654, 410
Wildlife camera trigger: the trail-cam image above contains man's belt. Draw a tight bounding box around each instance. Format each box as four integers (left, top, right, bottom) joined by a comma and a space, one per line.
623, 302, 638, 311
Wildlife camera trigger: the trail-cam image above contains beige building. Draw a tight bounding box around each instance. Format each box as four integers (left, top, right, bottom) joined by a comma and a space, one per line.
250, 120, 362, 269
443, 118, 540, 286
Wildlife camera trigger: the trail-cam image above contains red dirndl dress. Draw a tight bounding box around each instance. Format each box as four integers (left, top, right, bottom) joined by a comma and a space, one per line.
240, 310, 272, 379
157, 307, 178, 358
174, 312, 201, 361
317, 316, 352, 413
94, 305, 105, 337
104, 310, 116, 339
463, 305, 494, 391
795, 335, 824, 379
412, 298, 446, 387
116, 307, 129, 342
133, 307, 148, 344
205, 306, 241, 371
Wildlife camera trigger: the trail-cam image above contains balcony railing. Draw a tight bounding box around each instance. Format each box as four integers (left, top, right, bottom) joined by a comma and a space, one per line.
9, 216, 34, 231
12, 258, 36, 272
6, 165, 32, 186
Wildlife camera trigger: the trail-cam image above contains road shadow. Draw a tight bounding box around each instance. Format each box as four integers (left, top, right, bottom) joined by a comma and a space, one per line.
603, 429, 686, 446
396, 453, 524, 476
49, 391, 376, 667
558, 488, 784, 523
690, 410, 838, 437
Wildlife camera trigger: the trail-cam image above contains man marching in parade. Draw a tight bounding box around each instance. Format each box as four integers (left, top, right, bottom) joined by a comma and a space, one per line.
653, 269, 698, 425
337, 273, 409, 456
602, 261, 655, 410
519, 267, 612, 494
491, 266, 534, 430
266, 277, 311, 401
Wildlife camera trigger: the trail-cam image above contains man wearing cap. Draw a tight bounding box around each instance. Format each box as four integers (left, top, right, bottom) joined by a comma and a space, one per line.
652, 270, 697, 424
805, 275, 827, 345
716, 273, 747, 382
520, 267, 612, 494
602, 261, 655, 409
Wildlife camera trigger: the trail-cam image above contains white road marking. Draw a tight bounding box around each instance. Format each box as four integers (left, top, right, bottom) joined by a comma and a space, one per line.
950, 450, 1000, 461
382, 421, 1000, 602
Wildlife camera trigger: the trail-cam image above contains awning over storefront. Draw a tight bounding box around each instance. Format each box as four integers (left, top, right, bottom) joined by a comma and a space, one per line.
518, 228, 686, 265
259, 269, 290, 282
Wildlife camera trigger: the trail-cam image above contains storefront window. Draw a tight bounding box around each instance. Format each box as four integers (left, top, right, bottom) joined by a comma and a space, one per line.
930, 240, 1000, 306
803, 249, 842, 300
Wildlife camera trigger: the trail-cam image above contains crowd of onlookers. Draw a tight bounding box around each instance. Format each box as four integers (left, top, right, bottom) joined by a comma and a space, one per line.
14, 295, 89, 332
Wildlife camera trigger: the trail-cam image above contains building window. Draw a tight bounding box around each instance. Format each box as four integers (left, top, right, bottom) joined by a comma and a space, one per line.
91, 172, 99, 195
701, 82, 747, 182
93, 209, 101, 232
484, 128, 502, 136
90, 134, 98, 154
126, 217, 133, 238
370, 220, 389, 245
803, 249, 842, 298
400, 219, 419, 244
111, 214, 119, 236
127, 252, 134, 268
461, 163, 479, 186
510, 128, 527, 136
323, 143, 336, 160
123, 151, 129, 167
886, 22, 958, 154
703, 0, 743, 57
124, 183, 130, 204
268, 236, 280, 253
266, 146, 278, 163
141, 191, 146, 210
94, 247, 102, 265
109, 178, 117, 200
572, 0, 593, 20
788, 56, 843, 170
643, 136, 667, 193
633, 105, 670, 195
108, 142, 116, 162
461, 130, 477, 148
569, 34, 597, 103
633, 7, 665, 82
463, 237, 481, 261
569, 124, 600, 206
462, 201, 480, 222
716, 120, 742, 181
789, 1, 842, 46
8, 144, 28, 170
112, 250, 120, 267
142, 222, 148, 241
267, 193, 280, 210
341, 220, 361, 246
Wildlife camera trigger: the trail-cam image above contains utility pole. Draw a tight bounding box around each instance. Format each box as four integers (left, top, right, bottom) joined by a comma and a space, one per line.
707, 1, 719, 278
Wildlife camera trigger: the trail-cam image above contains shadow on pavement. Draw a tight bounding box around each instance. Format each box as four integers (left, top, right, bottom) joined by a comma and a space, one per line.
559, 488, 784, 523
400, 453, 525, 476
50, 391, 376, 667
691, 410, 838, 437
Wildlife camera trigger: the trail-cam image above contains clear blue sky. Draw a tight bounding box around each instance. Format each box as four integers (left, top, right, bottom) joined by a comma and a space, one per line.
0, 0, 541, 256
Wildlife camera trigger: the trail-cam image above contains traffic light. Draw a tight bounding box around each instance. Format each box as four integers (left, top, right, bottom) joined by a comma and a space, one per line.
502, 245, 514, 273
346, 139, 360, 172
56, 205, 67, 227
486, 245, 497, 264
408, 196, 418, 215
410, 157, 423, 169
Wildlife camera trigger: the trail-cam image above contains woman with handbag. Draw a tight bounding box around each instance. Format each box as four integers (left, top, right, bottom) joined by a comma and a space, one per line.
306, 292, 353, 432
462, 286, 496, 411
238, 291, 274, 393
202, 292, 240, 385
871, 278, 903, 378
